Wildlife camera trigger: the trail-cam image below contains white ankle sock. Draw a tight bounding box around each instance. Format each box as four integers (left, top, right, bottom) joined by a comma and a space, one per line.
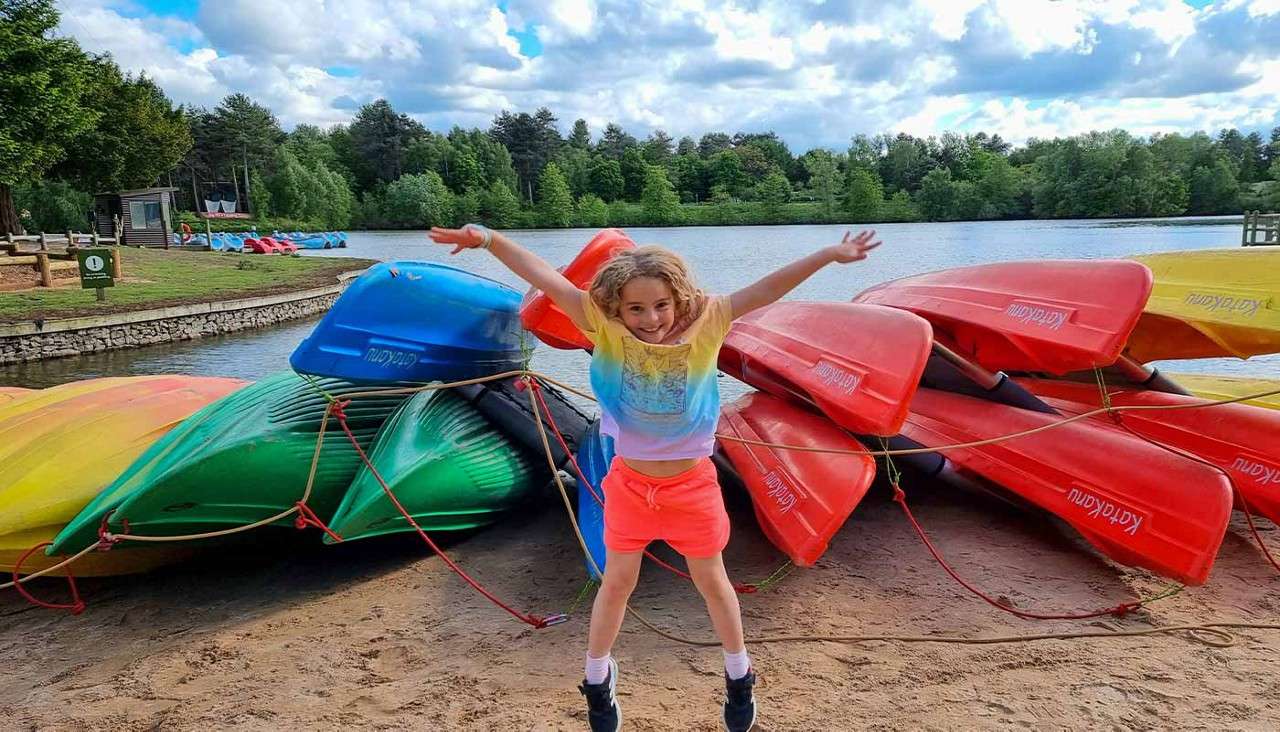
724, 648, 751, 680
585, 653, 612, 685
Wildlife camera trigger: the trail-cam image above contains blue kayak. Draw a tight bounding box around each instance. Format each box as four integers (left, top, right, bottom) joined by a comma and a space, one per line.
290, 261, 531, 383
575, 418, 613, 579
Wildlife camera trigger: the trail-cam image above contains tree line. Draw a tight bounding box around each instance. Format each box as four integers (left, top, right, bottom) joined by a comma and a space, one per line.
5, 0, 1280, 235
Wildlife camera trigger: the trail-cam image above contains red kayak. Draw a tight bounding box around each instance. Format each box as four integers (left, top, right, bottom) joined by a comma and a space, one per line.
1016, 378, 1280, 526
900, 388, 1233, 585
719, 302, 932, 436
521, 228, 636, 350
853, 260, 1152, 374
717, 392, 875, 566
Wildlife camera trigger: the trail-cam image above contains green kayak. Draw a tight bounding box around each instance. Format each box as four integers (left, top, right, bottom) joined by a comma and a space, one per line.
325, 388, 537, 543
50, 371, 411, 555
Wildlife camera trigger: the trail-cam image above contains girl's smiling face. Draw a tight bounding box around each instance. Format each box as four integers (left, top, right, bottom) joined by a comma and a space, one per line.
619, 276, 677, 343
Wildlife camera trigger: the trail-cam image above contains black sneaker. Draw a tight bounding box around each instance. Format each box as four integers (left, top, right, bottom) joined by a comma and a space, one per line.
723, 669, 757, 732
578, 657, 621, 732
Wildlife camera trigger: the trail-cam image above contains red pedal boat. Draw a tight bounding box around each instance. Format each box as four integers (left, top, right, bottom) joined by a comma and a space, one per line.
717, 392, 874, 566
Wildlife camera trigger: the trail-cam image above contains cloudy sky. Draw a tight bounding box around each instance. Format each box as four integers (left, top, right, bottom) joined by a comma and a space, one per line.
54, 0, 1280, 152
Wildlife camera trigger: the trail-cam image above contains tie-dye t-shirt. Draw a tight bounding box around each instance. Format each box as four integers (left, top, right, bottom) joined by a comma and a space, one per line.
580, 290, 734, 460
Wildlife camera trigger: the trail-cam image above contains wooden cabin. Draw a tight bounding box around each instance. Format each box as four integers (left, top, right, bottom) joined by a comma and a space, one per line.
93, 187, 178, 247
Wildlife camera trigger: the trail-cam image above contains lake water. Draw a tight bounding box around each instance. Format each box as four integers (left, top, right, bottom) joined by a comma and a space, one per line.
2, 216, 1276, 394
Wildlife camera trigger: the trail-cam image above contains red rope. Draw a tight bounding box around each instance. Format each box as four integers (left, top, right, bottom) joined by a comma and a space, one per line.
293, 501, 345, 543
330, 398, 564, 629
890, 482, 1144, 621
11, 542, 86, 615
524, 378, 758, 593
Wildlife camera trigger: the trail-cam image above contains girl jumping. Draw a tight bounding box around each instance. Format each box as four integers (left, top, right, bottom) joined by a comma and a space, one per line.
429, 224, 880, 732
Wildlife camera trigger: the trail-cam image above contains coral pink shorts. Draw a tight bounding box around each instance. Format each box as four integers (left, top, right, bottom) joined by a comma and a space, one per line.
602, 456, 730, 558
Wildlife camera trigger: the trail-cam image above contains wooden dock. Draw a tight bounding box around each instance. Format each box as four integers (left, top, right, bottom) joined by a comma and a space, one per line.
1242, 211, 1279, 246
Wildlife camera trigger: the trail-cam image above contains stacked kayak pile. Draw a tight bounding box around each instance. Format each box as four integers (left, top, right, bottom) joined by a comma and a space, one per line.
524, 236, 1279, 588
14, 261, 590, 583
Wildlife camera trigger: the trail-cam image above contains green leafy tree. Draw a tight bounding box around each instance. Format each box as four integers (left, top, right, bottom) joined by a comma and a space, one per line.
0, 0, 97, 233
350, 99, 425, 190
640, 165, 681, 225
802, 150, 841, 219
13, 180, 92, 232
844, 166, 883, 220
268, 147, 310, 219
554, 146, 593, 197
620, 147, 648, 200
54, 59, 192, 194
756, 170, 791, 216
480, 180, 522, 228
248, 170, 270, 217
698, 132, 733, 158
589, 156, 624, 201
707, 151, 748, 197
642, 129, 674, 166
453, 187, 482, 227
597, 123, 637, 160
676, 136, 697, 156
490, 107, 562, 201
383, 172, 453, 228
1188, 159, 1240, 214
569, 119, 591, 150
536, 162, 573, 227
670, 153, 706, 202
576, 193, 609, 227
917, 167, 959, 220
210, 93, 282, 178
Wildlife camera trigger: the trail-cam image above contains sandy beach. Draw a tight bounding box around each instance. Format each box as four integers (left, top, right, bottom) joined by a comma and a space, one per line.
4, 477, 1278, 731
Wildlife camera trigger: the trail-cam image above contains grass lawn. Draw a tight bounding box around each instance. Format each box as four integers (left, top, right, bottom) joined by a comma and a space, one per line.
0, 249, 377, 323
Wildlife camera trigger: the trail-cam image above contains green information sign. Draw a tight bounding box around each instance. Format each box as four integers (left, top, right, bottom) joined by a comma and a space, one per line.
77, 248, 115, 289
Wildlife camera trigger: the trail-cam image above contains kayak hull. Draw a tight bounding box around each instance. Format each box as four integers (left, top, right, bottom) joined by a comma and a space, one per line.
49, 372, 410, 555
1128, 249, 1280, 361
325, 389, 537, 542
453, 376, 593, 472
717, 392, 875, 566
290, 261, 530, 383
718, 302, 932, 436
520, 228, 637, 351
899, 388, 1232, 585
1165, 373, 1280, 411
1017, 378, 1280, 526
854, 260, 1152, 374
0, 376, 246, 576
574, 419, 614, 579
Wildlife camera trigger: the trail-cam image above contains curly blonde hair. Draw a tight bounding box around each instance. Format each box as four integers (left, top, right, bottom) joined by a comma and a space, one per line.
588, 245, 701, 322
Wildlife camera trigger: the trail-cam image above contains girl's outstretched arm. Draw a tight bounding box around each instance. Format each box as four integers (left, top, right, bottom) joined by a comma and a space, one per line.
729, 229, 880, 319
428, 225, 588, 328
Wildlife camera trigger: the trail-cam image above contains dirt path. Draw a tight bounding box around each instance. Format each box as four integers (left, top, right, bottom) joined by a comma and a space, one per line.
3, 480, 1278, 730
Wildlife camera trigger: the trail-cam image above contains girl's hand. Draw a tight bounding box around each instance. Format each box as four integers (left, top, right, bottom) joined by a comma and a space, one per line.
428, 225, 490, 254
828, 229, 880, 263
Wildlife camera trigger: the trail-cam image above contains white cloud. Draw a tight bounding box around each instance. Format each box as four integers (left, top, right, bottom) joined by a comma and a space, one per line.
51, 0, 1280, 153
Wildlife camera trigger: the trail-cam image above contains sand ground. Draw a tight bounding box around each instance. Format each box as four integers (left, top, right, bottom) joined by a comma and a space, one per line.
3, 478, 1278, 731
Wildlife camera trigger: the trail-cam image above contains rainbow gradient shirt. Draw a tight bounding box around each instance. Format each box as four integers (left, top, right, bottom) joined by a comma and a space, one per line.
580, 291, 735, 460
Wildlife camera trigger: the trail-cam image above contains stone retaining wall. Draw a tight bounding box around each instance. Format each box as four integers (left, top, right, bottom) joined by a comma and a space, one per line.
0, 272, 360, 365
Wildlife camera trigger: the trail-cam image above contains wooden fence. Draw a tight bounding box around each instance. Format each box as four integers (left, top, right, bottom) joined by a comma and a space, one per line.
1242, 211, 1280, 247
1, 231, 123, 287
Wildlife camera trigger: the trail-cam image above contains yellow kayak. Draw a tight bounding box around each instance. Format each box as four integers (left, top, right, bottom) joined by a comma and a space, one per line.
0, 375, 247, 577
1127, 249, 1280, 362
1167, 373, 1280, 411
0, 387, 32, 405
